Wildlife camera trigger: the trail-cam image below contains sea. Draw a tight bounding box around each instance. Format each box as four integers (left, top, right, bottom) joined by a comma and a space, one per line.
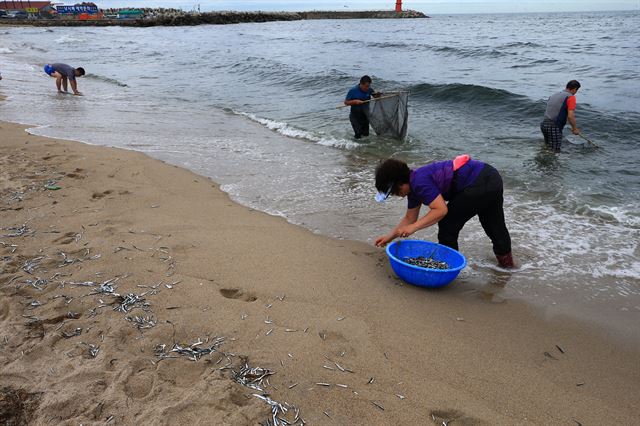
1, 11, 639, 342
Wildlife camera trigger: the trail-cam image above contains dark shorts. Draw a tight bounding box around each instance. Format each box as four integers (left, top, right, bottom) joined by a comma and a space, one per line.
540, 119, 564, 151
44, 64, 54, 76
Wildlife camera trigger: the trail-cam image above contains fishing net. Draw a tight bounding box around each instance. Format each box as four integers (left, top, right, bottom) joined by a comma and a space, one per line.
368, 91, 409, 140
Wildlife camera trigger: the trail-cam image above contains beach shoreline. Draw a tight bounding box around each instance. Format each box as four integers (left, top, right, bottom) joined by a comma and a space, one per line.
1, 119, 638, 424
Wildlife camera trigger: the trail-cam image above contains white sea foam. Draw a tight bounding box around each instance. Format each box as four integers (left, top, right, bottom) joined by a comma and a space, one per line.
233, 110, 361, 150
503, 194, 640, 294
0, 47, 14, 54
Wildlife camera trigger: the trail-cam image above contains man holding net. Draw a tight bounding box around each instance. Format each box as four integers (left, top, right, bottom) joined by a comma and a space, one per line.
344, 75, 380, 139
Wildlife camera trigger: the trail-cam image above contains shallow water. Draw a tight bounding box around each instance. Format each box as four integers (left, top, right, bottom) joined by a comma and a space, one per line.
0, 11, 638, 337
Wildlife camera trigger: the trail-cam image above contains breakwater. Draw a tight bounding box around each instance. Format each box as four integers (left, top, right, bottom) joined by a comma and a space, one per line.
0, 9, 427, 27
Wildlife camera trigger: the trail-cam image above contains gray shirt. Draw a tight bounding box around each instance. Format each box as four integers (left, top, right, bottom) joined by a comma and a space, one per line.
543, 89, 573, 129
51, 63, 76, 81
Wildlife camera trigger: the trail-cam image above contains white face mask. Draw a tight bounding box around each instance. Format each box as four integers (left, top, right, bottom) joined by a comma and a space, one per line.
375, 185, 393, 203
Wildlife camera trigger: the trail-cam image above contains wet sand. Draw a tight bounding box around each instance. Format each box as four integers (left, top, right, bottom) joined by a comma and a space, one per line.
1, 120, 638, 424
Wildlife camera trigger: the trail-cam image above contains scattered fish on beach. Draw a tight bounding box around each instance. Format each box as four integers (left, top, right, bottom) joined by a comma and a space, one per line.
371, 401, 385, 411
0, 242, 19, 253
113, 293, 150, 313
234, 362, 275, 392
403, 256, 449, 270
24, 277, 48, 290
61, 327, 82, 338
58, 249, 100, 268
22, 256, 44, 274
80, 342, 100, 358
1, 222, 33, 238
27, 300, 42, 309
253, 393, 304, 426
89, 278, 119, 295
154, 336, 226, 362
125, 314, 157, 330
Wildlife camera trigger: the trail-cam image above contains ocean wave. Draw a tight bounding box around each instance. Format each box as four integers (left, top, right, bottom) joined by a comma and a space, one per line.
227, 57, 353, 89
365, 41, 517, 59
365, 41, 414, 49
405, 81, 640, 138
430, 45, 516, 59
0, 47, 14, 54
409, 82, 527, 105
86, 74, 128, 87
55, 35, 85, 43
505, 196, 640, 285
322, 38, 361, 45
232, 110, 360, 150
20, 42, 47, 53
499, 41, 544, 48
323, 39, 521, 59
529, 58, 558, 64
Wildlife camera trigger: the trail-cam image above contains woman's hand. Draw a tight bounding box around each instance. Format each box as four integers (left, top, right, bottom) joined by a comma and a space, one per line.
396, 224, 416, 238
375, 234, 395, 247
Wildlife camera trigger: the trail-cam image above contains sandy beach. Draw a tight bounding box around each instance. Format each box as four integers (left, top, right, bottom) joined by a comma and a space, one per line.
1, 120, 639, 424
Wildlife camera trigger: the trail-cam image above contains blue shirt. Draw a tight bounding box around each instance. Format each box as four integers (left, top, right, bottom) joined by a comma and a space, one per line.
345, 84, 374, 113
407, 160, 486, 209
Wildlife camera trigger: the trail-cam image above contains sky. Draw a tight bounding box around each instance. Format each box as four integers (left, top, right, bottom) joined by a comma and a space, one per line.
93, 0, 640, 14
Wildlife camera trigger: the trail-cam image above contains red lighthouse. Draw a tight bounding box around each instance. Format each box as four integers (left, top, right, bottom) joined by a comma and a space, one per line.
395, 0, 402, 12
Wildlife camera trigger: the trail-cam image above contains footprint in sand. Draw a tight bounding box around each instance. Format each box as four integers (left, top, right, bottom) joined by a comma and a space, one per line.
0, 386, 43, 425
65, 168, 86, 179
318, 330, 347, 344
219, 288, 257, 302
53, 231, 77, 245
124, 370, 155, 399
156, 361, 209, 389
0, 300, 10, 321
430, 409, 489, 425
91, 190, 113, 200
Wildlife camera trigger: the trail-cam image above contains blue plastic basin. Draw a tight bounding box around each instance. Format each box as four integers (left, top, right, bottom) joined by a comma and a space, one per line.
386, 240, 466, 288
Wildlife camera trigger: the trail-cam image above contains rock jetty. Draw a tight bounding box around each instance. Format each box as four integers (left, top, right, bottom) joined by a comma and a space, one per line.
1, 9, 428, 27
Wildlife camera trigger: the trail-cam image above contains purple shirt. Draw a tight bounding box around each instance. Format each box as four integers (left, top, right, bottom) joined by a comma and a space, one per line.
407, 159, 485, 209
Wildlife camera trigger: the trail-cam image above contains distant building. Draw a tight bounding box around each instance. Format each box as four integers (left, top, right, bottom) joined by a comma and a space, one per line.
116, 9, 143, 19
55, 2, 102, 19
0, 1, 54, 16
55, 2, 98, 14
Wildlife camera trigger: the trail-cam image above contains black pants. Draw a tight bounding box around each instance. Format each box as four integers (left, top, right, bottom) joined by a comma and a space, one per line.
437, 164, 511, 256
349, 110, 369, 139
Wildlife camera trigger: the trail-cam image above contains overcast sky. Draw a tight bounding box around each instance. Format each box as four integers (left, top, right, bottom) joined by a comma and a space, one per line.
94, 0, 639, 13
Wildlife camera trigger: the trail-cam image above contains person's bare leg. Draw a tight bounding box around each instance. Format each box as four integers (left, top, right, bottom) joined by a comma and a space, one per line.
61, 77, 68, 92
54, 72, 63, 93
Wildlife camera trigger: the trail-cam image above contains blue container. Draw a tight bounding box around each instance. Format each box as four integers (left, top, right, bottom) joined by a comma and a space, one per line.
386, 240, 466, 288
